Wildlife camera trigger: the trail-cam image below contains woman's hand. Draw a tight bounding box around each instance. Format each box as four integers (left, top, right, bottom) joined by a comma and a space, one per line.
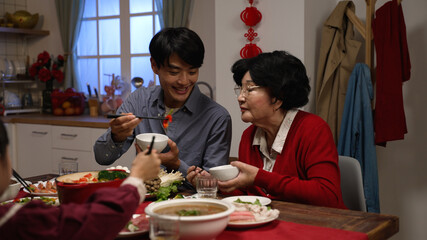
186, 166, 210, 187
218, 161, 259, 192
130, 149, 161, 181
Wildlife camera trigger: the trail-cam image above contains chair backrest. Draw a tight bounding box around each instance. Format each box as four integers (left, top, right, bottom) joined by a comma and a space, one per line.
338, 156, 367, 211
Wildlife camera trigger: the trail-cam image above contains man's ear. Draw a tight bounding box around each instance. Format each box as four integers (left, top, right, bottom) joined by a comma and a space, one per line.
150, 57, 159, 74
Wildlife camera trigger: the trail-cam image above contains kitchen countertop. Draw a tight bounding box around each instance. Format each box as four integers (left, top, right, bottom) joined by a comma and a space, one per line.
1, 113, 110, 128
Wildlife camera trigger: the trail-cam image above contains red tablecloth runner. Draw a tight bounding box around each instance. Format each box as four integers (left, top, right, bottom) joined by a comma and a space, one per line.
137, 201, 368, 240
14, 191, 368, 240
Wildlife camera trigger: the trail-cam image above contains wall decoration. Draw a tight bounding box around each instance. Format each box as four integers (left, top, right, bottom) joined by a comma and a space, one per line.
240, 0, 262, 59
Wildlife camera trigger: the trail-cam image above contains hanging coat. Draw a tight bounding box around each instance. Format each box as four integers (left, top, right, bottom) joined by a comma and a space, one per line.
315, 1, 361, 144
338, 63, 380, 213
372, 0, 411, 146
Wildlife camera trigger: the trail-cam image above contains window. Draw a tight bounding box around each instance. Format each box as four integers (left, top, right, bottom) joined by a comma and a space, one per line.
76, 0, 160, 96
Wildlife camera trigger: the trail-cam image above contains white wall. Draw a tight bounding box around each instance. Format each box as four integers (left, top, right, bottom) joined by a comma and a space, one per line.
27, 0, 63, 64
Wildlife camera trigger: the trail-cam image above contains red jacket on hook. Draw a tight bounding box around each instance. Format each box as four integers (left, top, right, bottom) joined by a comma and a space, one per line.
373, 0, 411, 146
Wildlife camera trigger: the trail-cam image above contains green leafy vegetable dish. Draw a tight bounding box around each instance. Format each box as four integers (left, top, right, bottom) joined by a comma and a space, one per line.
98, 170, 129, 182
147, 169, 184, 202
234, 198, 262, 206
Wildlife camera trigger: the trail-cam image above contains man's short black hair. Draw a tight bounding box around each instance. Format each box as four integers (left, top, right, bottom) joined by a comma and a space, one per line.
231, 50, 311, 110
149, 27, 205, 68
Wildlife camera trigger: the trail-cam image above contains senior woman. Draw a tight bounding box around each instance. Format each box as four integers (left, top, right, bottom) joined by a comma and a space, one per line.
220, 51, 346, 209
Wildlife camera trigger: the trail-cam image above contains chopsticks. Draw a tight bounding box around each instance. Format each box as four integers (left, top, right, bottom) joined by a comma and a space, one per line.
12, 169, 32, 193
146, 136, 156, 155
107, 114, 167, 120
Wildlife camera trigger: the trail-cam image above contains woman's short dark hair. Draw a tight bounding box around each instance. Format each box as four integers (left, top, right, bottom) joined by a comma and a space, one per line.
0, 119, 9, 163
149, 27, 205, 68
231, 51, 311, 110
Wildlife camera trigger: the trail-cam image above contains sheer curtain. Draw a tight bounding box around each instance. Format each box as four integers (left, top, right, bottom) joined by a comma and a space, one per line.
155, 0, 192, 28
55, 0, 86, 89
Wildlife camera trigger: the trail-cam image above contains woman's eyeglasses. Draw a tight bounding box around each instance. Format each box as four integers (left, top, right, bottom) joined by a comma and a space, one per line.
233, 85, 261, 97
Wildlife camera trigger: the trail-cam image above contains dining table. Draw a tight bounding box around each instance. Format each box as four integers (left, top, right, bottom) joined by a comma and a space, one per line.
21, 174, 399, 240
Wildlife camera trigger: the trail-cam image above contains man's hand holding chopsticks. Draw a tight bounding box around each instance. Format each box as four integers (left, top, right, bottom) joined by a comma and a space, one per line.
109, 113, 142, 142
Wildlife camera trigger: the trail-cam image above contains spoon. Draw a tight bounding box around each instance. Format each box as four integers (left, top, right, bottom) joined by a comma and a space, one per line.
131, 77, 144, 89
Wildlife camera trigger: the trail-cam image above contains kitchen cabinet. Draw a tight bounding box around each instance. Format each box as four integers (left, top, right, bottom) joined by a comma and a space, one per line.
14, 123, 136, 178
52, 126, 136, 173
16, 123, 52, 178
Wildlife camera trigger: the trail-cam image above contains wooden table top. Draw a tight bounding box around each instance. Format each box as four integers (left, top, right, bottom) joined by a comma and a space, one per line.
25, 174, 399, 240
269, 200, 398, 240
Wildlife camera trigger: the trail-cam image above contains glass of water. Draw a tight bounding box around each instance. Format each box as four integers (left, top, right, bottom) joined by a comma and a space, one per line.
196, 175, 218, 199
58, 161, 78, 175
149, 216, 179, 240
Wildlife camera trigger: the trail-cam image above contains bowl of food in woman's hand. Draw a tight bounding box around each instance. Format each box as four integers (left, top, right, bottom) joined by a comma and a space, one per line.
0, 179, 21, 202
136, 133, 169, 152
55, 170, 129, 204
145, 198, 235, 240
209, 165, 239, 181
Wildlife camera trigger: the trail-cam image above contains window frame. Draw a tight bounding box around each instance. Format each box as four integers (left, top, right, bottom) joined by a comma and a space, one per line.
77, 0, 159, 96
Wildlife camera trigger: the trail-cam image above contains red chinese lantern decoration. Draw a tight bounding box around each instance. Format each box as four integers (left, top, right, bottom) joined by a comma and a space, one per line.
240, 0, 262, 59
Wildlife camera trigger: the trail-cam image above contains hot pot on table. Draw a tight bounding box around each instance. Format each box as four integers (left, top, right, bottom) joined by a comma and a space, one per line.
55, 170, 128, 204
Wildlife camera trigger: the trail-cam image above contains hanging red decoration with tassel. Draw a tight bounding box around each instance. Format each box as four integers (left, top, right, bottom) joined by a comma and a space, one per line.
240, 0, 262, 59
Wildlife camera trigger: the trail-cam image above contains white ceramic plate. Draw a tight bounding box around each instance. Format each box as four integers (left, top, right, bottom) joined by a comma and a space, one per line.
222, 196, 272, 206
117, 214, 149, 238
227, 214, 279, 228
23, 179, 57, 196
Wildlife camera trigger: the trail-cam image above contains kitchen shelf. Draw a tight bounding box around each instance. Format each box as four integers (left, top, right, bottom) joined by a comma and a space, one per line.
0, 27, 49, 36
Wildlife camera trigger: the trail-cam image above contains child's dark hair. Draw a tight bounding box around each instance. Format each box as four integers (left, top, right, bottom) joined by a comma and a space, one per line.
0, 119, 9, 163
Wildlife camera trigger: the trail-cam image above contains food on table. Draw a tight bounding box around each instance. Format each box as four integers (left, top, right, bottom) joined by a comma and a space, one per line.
1, 197, 59, 206
29, 180, 57, 194
144, 177, 161, 193
229, 198, 279, 223
106, 165, 130, 173
61, 170, 128, 184
120, 214, 149, 233
148, 169, 184, 201
154, 202, 227, 216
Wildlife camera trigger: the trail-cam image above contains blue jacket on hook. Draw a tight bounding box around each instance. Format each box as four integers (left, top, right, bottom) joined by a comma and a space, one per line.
338, 63, 380, 213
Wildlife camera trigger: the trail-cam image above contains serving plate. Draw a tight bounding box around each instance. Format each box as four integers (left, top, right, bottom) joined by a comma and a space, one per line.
222, 196, 272, 206
1, 196, 59, 206
227, 215, 278, 228
117, 214, 149, 238
23, 179, 57, 196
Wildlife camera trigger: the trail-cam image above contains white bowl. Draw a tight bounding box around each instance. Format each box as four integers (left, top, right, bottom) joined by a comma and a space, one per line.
135, 133, 169, 152
209, 165, 239, 181
145, 198, 235, 240
0, 178, 21, 202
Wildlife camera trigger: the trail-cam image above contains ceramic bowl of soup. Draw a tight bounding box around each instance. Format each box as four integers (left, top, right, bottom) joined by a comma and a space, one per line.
145, 198, 235, 240
56, 170, 128, 204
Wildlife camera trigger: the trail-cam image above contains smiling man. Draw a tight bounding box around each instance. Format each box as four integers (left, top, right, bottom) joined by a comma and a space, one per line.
94, 28, 232, 187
